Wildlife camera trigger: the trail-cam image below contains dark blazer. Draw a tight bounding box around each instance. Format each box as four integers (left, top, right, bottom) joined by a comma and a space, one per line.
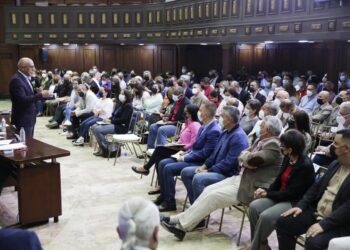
184, 120, 221, 163
237, 138, 283, 205
205, 125, 249, 177
9, 72, 43, 128
266, 155, 315, 203
238, 89, 251, 106
111, 102, 133, 134
168, 96, 191, 123
184, 87, 193, 99
0, 228, 42, 250
297, 161, 350, 232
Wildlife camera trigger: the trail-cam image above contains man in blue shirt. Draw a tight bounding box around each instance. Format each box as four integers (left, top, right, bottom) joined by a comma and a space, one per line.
299, 82, 318, 115
181, 106, 250, 204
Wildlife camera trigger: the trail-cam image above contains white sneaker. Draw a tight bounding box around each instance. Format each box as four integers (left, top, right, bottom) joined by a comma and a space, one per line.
63, 120, 72, 126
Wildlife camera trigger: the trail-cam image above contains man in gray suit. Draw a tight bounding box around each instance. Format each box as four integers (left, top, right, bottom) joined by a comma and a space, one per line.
161, 115, 283, 240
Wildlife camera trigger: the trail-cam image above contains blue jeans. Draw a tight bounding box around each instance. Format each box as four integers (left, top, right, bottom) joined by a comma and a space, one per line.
92, 124, 115, 151
79, 116, 102, 138
181, 167, 227, 204
158, 158, 201, 203
147, 123, 176, 149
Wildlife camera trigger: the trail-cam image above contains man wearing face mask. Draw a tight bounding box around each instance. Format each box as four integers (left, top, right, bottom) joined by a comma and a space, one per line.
180, 66, 187, 76
146, 86, 190, 150
278, 99, 298, 129
299, 82, 318, 115
230, 80, 251, 106
179, 75, 193, 99
208, 69, 220, 87
190, 84, 208, 107
66, 83, 98, 139
277, 129, 350, 250
311, 91, 332, 124
248, 80, 266, 105
338, 72, 350, 91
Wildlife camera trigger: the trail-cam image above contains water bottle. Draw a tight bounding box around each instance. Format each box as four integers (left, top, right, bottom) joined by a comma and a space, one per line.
20, 127, 26, 144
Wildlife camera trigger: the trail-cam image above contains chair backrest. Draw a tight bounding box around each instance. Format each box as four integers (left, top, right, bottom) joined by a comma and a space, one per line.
133, 111, 147, 136
310, 121, 321, 138
168, 121, 183, 143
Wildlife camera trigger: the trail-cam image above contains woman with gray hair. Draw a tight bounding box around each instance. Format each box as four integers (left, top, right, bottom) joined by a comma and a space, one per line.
117, 197, 159, 250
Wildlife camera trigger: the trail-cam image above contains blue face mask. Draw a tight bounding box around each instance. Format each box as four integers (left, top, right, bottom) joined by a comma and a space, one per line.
219, 117, 224, 128
172, 94, 179, 102
340, 75, 346, 81
244, 109, 250, 116
256, 126, 261, 138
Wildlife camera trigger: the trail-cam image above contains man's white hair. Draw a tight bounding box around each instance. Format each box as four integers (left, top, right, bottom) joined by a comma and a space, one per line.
118, 197, 159, 250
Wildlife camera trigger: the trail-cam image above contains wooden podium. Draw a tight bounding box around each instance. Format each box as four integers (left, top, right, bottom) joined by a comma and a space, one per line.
0, 137, 70, 226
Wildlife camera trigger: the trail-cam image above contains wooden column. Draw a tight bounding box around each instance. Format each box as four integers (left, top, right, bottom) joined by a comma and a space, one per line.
325, 40, 346, 84
222, 43, 235, 76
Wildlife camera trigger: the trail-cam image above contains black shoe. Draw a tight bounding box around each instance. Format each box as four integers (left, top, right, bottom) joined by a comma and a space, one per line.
159, 201, 176, 212
194, 219, 206, 230
66, 134, 77, 140
46, 121, 59, 129
161, 221, 186, 241
93, 151, 103, 157
137, 154, 145, 159
160, 215, 171, 224
153, 196, 164, 206
148, 189, 161, 195
131, 166, 150, 176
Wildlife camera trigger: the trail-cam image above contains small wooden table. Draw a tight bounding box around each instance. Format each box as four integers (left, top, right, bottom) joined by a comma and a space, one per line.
0, 137, 70, 226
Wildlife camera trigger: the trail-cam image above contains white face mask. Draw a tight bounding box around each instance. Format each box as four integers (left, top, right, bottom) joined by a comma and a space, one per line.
219, 116, 224, 128
42, 73, 47, 79
259, 110, 265, 119
219, 88, 225, 94
192, 88, 199, 95
307, 90, 313, 97
118, 94, 126, 103
282, 79, 288, 85
197, 111, 202, 122
273, 98, 281, 107
295, 85, 301, 91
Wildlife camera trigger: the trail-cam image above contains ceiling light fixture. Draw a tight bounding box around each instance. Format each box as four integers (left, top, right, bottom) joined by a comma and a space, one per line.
200, 43, 208, 46
264, 41, 274, 44
63, 43, 70, 46
298, 40, 308, 43
43, 43, 50, 46
139, 43, 144, 46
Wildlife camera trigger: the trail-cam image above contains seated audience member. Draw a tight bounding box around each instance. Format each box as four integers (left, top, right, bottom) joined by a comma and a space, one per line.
299, 82, 318, 115
284, 82, 300, 105
66, 83, 98, 139
154, 103, 221, 211
200, 77, 214, 98
323, 81, 336, 103
311, 91, 332, 123
88, 69, 100, 94
181, 106, 249, 205
338, 71, 350, 91
230, 80, 251, 106
287, 110, 312, 153
92, 89, 133, 157
240, 99, 262, 134
271, 76, 282, 90
217, 87, 244, 116
148, 88, 175, 128
216, 80, 228, 99
117, 71, 127, 90
249, 129, 315, 250
117, 197, 159, 250
97, 72, 112, 97
273, 89, 290, 107
190, 83, 208, 107
208, 69, 220, 86
143, 70, 154, 91
248, 80, 266, 105
160, 116, 283, 240
0, 228, 42, 250
146, 86, 190, 150
73, 87, 114, 146
142, 83, 163, 115
248, 102, 280, 144
208, 90, 222, 107
132, 83, 151, 111
110, 75, 122, 99
131, 104, 200, 176
277, 99, 297, 128
179, 75, 193, 99
276, 129, 350, 250
295, 75, 308, 99
325, 90, 350, 128
328, 237, 350, 250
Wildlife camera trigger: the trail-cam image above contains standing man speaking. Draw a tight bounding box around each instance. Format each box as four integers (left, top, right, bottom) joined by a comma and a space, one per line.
9, 57, 51, 137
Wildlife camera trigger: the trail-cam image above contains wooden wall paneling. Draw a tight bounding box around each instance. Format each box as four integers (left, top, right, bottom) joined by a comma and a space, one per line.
222, 44, 234, 76
277, 45, 292, 72
82, 45, 99, 71
138, 45, 156, 74
253, 44, 265, 74
100, 47, 116, 72
237, 44, 253, 74
157, 46, 176, 75
308, 44, 326, 76
117, 46, 137, 73
47, 46, 60, 71
264, 44, 277, 72
344, 43, 350, 74
59, 46, 79, 72
0, 44, 18, 97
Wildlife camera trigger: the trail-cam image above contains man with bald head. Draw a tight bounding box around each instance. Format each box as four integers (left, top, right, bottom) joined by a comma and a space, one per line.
312, 91, 332, 123
9, 57, 51, 137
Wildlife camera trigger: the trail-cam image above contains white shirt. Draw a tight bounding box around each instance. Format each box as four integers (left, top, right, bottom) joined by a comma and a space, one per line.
18, 70, 34, 93
93, 98, 114, 119
75, 90, 98, 117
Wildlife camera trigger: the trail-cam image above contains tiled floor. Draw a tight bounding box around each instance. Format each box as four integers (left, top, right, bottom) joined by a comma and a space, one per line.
0, 100, 294, 250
